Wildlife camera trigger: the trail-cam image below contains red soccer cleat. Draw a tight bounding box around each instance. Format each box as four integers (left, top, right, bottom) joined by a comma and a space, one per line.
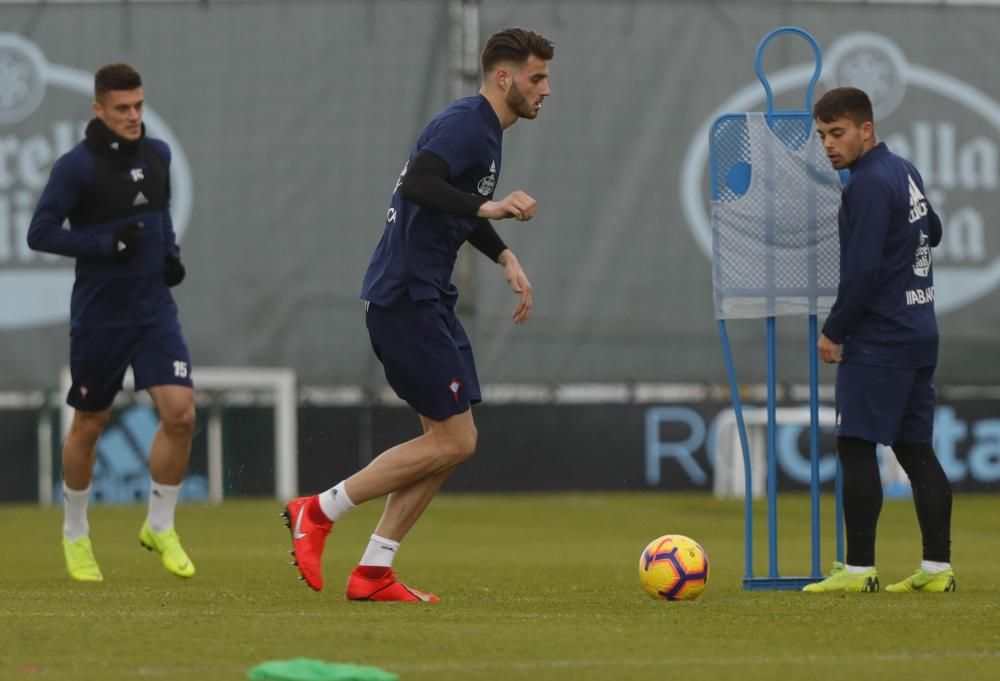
282, 496, 333, 591
346, 566, 440, 602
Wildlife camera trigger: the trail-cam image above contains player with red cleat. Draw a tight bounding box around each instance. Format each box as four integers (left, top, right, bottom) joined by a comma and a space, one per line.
283, 28, 553, 602
282, 496, 331, 591
346, 567, 440, 603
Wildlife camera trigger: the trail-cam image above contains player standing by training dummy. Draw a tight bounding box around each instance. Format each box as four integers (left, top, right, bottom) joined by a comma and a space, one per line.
805, 87, 955, 594
283, 27, 553, 601
28, 64, 196, 582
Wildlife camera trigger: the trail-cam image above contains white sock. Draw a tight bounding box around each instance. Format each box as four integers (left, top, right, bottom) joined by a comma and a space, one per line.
63, 484, 90, 541
359, 534, 400, 568
845, 564, 874, 574
318, 481, 355, 522
147, 481, 181, 532
921, 560, 950, 573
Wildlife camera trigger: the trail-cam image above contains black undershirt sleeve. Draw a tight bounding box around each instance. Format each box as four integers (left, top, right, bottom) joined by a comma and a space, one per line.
466, 218, 508, 263
399, 150, 487, 217
400, 149, 508, 262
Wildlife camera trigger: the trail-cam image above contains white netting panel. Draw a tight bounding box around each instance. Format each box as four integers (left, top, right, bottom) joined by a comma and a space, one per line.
712, 113, 842, 319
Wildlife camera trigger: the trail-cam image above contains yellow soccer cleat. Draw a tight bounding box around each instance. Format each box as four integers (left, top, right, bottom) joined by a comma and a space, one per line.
885, 567, 955, 593
63, 536, 104, 582
139, 521, 195, 578
802, 562, 879, 593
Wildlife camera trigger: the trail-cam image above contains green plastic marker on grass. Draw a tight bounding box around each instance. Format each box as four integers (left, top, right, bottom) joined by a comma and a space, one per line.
248, 657, 398, 681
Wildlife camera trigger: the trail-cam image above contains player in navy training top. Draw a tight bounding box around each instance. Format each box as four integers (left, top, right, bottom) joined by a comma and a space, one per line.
804, 87, 955, 594
27, 64, 196, 583
283, 28, 554, 601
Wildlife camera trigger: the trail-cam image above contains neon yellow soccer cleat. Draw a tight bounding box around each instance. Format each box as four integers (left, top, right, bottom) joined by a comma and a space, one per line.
63, 536, 104, 582
139, 522, 195, 578
885, 568, 955, 593
802, 562, 879, 593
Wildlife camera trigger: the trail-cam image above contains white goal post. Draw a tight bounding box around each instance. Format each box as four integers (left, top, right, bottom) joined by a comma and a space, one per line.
39, 366, 297, 505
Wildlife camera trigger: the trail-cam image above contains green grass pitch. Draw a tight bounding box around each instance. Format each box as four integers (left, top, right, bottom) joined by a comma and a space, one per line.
2, 493, 998, 680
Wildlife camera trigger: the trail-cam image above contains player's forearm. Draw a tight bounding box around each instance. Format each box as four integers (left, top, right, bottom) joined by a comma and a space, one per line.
163, 209, 180, 257
823, 307, 859, 344
825, 194, 888, 340
467, 219, 508, 263
399, 150, 486, 217
28, 157, 111, 258
823, 274, 876, 342
400, 170, 485, 216
27, 211, 111, 258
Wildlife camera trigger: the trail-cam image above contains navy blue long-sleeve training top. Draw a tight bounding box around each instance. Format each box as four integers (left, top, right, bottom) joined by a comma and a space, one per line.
823, 142, 943, 368
27, 119, 179, 332
361, 94, 502, 308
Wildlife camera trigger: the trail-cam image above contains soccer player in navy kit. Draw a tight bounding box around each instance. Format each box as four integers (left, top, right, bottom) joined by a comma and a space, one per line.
804, 87, 955, 593
28, 64, 196, 582
284, 28, 554, 601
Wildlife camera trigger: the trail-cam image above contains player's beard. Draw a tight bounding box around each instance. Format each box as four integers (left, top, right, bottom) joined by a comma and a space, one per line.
506, 81, 538, 119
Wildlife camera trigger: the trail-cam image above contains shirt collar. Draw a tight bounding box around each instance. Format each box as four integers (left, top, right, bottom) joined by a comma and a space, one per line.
852, 141, 888, 171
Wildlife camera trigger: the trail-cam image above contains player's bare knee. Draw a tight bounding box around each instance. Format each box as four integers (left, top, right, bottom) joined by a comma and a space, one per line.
435, 425, 477, 466
452, 423, 478, 464
161, 403, 196, 438
70, 422, 105, 445
70, 411, 111, 444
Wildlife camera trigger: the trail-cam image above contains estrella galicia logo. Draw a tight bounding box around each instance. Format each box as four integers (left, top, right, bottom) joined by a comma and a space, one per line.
681, 32, 1000, 315
0, 33, 194, 330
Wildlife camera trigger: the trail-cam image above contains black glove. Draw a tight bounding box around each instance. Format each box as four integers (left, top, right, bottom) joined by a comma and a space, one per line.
164, 253, 186, 287
111, 222, 143, 261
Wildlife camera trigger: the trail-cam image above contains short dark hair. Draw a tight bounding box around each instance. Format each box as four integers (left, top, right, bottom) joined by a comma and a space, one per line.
813, 87, 874, 127
480, 27, 554, 74
94, 63, 142, 100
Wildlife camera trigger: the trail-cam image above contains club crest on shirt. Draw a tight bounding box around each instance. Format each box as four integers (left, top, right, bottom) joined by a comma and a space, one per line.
477, 173, 496, 196
913, 229, 931, 277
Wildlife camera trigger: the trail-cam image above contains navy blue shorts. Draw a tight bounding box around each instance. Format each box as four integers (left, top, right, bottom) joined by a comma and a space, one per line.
365, 297, 481, 421
835, 362, 935, 445
67, 318, 193, 411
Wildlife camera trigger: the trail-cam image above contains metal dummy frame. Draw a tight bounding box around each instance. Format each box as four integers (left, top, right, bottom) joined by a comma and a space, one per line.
710, 26, 845, 590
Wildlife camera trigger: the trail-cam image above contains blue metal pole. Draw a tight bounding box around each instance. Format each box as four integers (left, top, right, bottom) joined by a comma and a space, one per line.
808, 315, 821, 578
719, 320, 755, 582
766, 316, 778, 579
